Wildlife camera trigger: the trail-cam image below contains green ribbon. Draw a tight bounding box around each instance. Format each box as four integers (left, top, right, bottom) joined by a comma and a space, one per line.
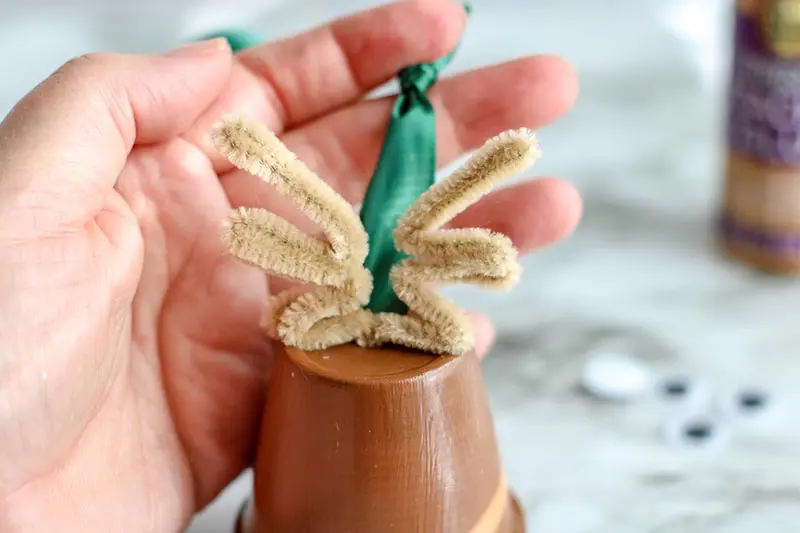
198, 29, 264, 52
360, 5, 470, 314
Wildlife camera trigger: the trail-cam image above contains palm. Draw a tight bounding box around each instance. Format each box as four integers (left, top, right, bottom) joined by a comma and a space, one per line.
116, 139, 270, 512
1, 2, 579, 531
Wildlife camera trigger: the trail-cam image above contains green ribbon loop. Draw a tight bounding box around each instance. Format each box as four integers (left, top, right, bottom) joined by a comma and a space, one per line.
360, 8, 469, 315
198, 29, 264, 52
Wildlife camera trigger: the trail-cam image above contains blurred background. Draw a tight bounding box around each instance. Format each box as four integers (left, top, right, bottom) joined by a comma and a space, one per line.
7, 0, 800, 532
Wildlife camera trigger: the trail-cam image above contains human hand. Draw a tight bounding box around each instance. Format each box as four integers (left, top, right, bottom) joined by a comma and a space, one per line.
0, 1, 580, 531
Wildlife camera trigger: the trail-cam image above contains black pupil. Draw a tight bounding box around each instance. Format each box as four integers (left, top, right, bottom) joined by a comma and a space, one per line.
684, 422, 713, 441
662, 379, 689, 397
738, 391, 766, 410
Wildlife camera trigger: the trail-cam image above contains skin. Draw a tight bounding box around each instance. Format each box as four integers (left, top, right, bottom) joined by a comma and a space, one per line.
0, 1, 581, 531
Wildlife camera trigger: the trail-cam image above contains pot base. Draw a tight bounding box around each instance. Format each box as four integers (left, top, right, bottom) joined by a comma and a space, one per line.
239, 342, 524, 533
235, 492, 527, 533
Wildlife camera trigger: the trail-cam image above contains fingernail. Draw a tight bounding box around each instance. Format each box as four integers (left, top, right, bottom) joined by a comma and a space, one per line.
164, 38, 230, 58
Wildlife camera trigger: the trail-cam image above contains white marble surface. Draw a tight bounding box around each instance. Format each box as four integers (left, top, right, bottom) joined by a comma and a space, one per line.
6, 0, 800, 531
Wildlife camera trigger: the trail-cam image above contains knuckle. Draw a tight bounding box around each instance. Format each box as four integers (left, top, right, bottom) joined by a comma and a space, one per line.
54, 52, 119, 82
48, 53, 136, 143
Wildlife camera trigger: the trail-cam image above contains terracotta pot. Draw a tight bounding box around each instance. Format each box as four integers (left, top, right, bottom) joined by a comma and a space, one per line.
235, 342, 525, 533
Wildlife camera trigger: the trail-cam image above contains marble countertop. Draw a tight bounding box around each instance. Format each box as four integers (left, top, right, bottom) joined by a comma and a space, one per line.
6, 0, 800, 531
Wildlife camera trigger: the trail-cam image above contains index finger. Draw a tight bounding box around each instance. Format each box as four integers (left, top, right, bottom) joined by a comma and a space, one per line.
184, 0, 467, 162
238, 0, 467, 126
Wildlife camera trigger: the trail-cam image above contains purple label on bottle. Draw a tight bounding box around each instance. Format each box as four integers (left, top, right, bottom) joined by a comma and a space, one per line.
720, 212, 800, 252
728, 14, 800, 165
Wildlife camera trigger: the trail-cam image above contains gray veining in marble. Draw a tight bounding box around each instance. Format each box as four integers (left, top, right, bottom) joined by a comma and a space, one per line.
4, 0, 800, 531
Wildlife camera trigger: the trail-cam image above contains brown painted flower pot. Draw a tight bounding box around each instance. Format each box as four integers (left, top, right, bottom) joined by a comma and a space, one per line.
235, 342, 526, 533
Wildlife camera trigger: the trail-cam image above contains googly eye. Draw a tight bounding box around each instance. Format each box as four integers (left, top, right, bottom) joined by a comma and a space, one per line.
655, 374, 711, 407
715, 386, 782, 431
660, 376, 690, 398
663, 413, 729, 450
734, 388, 769, 412
579, 351, 652, 402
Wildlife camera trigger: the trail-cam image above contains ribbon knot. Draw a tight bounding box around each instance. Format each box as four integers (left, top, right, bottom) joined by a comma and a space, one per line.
399, 63, 441, 94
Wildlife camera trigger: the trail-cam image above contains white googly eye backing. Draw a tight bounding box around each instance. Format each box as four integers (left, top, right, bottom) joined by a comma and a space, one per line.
579, 350, 652, 402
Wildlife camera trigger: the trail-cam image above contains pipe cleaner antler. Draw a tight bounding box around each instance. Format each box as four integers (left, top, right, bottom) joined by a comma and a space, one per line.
213, 116, 540, 355
370, 129, 540, 355
215, 117, 374, 350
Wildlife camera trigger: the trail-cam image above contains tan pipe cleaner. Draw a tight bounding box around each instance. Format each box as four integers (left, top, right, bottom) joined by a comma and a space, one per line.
214, 115, 540, 356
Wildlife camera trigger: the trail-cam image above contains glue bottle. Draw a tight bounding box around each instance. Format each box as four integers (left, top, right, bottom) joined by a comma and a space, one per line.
719, 0, 800, 273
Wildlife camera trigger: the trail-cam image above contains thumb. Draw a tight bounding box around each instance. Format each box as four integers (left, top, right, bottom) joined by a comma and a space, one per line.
0, 38, 233, 235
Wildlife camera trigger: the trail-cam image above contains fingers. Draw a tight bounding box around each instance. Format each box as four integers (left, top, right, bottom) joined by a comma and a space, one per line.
465, 310, 496, 360
285, 55, 577, 200
183, 0, 467, 167
236, 0, 467, 127
449, 177, 583, 253
221, 56, 578, 211
0, 39, 233, 236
